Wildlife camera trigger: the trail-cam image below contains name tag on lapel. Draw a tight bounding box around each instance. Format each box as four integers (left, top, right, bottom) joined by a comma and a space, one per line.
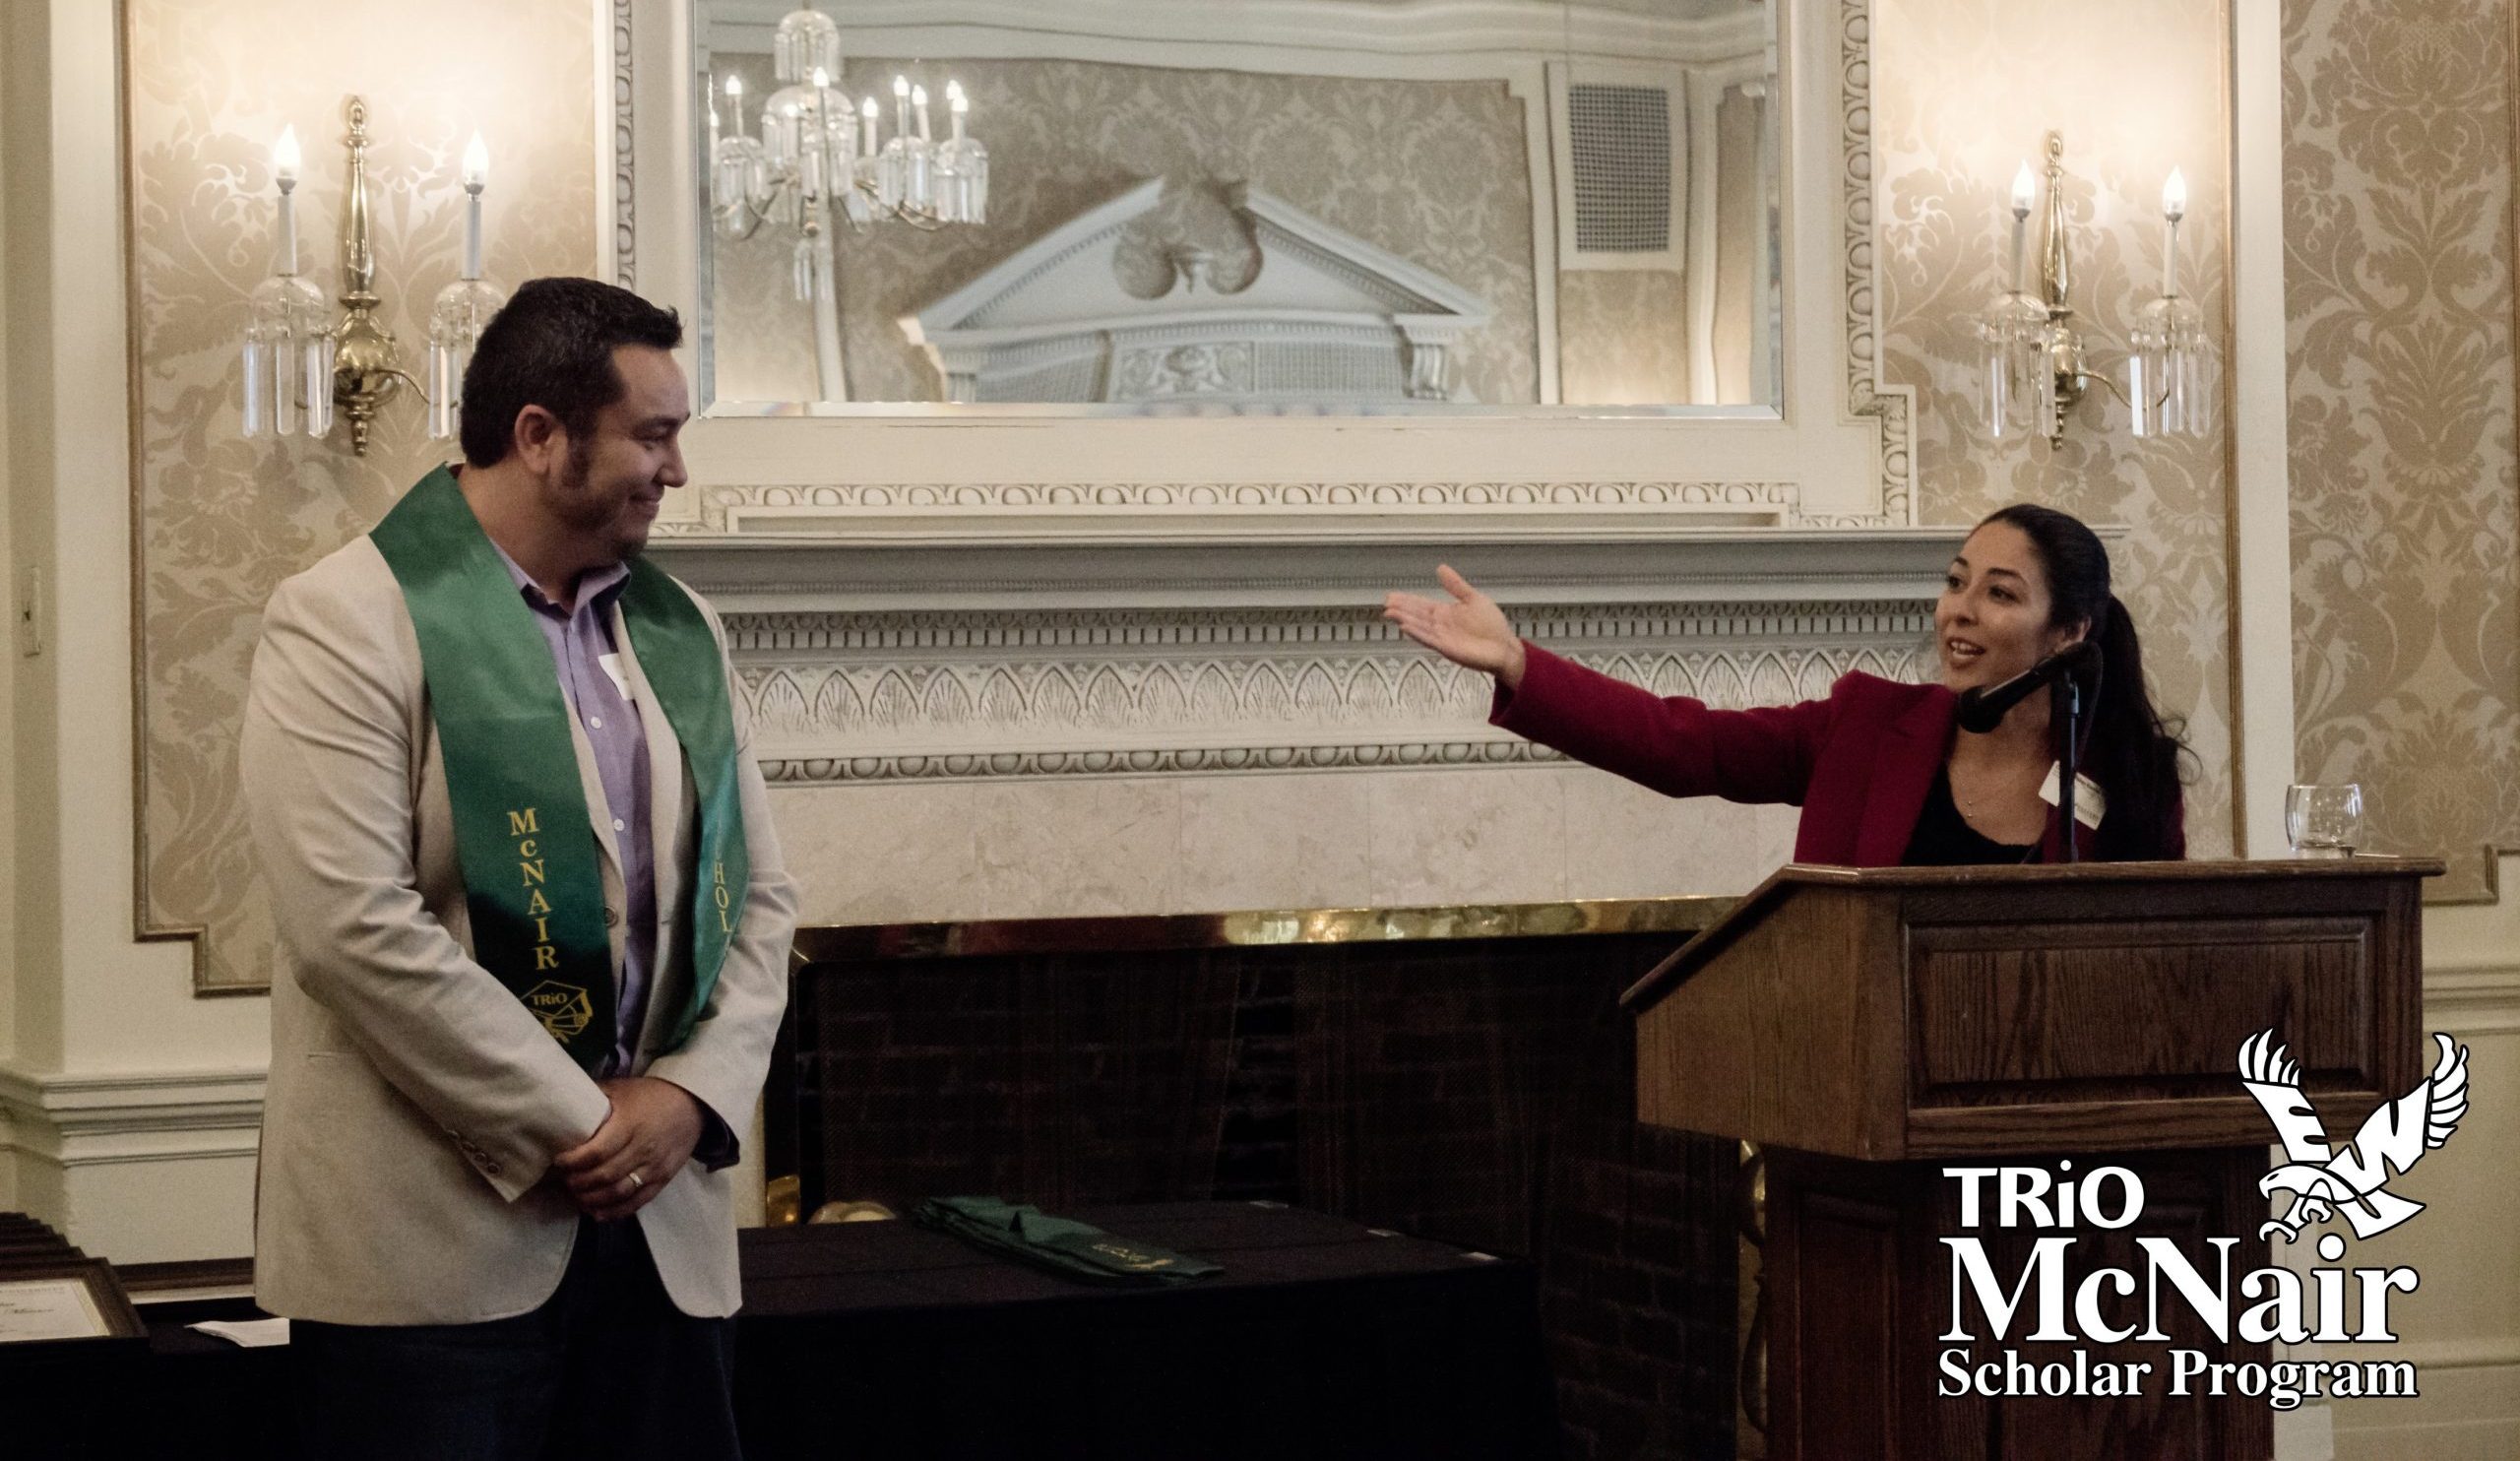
2038, 763, 2108, 830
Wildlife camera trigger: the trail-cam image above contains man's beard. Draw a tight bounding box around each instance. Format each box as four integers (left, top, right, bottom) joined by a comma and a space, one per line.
549, 437, 650, 562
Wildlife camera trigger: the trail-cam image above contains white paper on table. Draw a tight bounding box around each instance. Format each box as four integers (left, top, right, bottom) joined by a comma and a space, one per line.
188, 1316, 292, 1348
0, 1277, 110, 1343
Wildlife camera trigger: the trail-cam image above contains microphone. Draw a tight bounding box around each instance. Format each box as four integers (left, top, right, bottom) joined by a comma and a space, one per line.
1954, 640, 2100, 733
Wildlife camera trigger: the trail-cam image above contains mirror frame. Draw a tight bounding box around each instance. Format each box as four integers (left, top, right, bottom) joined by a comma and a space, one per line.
604, 0, 1913, 537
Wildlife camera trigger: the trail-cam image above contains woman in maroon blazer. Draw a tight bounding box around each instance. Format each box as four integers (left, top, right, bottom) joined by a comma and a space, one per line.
1384, 505, 2188, 865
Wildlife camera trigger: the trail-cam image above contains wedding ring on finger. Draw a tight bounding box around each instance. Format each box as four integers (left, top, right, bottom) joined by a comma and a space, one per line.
624, 1171, 645, 1191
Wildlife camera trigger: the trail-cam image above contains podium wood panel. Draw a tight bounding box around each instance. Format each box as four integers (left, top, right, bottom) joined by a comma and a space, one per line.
1623, 858, 2436, 1461
1626, 859, 2430, 1161
1766, 1148, 2274, 1461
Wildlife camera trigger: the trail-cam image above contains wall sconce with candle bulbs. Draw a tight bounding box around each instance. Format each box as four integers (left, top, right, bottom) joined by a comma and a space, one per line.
706, 1, 990, 402
1978, 132, 2216, 446
241, 96, 509, 456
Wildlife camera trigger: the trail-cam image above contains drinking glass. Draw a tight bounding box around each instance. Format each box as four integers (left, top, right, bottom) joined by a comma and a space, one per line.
2285, 784, 2362, 858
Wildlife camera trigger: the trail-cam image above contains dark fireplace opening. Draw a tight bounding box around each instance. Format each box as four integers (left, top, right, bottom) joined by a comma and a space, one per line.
770, 901, 1743, 1460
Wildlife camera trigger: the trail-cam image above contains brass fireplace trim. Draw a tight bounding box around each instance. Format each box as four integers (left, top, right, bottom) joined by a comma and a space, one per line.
788, 894, 1738, 967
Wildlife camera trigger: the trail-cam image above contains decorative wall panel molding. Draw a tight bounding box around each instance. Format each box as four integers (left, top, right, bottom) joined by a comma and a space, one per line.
611, 0, 636, 286
718, 599, 1937, 786
1840, 0, 1916, 524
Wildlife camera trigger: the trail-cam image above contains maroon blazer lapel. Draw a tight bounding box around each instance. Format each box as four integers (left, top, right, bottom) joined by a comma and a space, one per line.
1852, 688, 1956, 865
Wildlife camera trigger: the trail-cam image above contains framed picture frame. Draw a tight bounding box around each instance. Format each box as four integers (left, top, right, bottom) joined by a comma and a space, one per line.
0, 1258, 148, 1347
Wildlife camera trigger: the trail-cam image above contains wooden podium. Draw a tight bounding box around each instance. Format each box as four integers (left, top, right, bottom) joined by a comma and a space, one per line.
1620, 858, 2439, 1461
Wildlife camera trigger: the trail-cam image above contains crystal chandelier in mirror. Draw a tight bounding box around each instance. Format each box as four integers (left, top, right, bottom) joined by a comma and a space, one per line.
709, 2, 990, 402
1978, 132, 2216, 445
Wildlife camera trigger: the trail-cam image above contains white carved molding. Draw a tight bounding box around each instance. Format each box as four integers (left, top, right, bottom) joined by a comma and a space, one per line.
701, 0, 1774, 71
660, 477, 1822, 545
606, 0, 636, 287
2423, 967, 2520, 1037
904, 180, 1496, 406
666, 563, 1945, 784
0, 1064, 267, 1170
1837, 0, 1912, 524
652, 521, 1962, 605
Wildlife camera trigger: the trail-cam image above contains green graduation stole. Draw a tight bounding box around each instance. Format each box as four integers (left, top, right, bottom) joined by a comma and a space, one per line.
370, 466, 747, 1069
912, 1197, 1223, 1287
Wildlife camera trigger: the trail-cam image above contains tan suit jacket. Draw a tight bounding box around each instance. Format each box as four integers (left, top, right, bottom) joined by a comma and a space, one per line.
241, 535, 796, 1325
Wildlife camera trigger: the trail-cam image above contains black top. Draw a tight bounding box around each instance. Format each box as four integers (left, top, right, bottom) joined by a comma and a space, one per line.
1902, 767, 2039, 866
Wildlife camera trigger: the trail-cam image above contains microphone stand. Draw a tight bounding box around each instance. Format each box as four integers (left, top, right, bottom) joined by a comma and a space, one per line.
2053, 674, 2083, 864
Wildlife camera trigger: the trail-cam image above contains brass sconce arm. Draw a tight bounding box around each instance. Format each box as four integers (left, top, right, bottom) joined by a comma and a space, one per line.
1979, 131, 2217, 445
243, 95, 493, 456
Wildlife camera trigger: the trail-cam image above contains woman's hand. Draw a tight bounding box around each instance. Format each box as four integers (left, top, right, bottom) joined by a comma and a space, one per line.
1384, 565, 1529, 689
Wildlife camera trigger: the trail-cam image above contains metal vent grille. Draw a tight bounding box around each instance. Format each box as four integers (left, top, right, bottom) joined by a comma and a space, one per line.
1567, 83, 1673, 253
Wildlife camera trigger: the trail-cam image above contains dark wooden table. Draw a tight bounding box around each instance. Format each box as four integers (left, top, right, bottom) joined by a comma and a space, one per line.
738, 1200, 1557, 1460
41, 1203, 1552, 1460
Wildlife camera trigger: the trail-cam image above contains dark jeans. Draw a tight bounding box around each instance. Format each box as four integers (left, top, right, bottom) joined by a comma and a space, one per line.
291, 1218, 739, 1461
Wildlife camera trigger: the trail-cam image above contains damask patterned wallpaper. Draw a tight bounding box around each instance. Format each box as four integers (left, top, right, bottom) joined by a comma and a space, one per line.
126, 0, 598, 987
2284, 0, 2519, 901
1558, 272, 1690, 403
1874, 0, 2238, 857
126, 0, 2515, 993
708, 56, 1543, 406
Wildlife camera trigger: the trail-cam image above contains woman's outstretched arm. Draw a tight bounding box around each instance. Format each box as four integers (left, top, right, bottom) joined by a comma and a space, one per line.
1387, 565, 1836, 806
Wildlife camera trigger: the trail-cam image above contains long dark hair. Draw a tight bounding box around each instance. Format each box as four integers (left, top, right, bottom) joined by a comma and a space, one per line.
1977, 504, 2191, 859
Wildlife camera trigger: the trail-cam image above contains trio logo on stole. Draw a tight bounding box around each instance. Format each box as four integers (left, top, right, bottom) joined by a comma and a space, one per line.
524, 981, 594, 1042
1935, 1027, 2471, 1413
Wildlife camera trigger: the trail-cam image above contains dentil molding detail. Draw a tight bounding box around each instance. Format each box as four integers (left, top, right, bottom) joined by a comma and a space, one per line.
663, 478, 1806, 535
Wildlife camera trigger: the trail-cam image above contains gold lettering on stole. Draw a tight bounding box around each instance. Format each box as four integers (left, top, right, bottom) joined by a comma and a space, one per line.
508, 807, 561, 974
712, 860, 734, 933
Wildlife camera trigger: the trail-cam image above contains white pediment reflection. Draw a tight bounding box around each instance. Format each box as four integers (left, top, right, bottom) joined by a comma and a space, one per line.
900, 178, 1494, 407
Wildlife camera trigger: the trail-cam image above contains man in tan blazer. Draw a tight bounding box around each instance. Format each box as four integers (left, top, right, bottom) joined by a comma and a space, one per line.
241, 278, 794, 1459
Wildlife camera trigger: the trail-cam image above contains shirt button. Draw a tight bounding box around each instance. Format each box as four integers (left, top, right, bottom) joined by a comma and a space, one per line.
588, 716, 604, 730
613, 818, 626, 832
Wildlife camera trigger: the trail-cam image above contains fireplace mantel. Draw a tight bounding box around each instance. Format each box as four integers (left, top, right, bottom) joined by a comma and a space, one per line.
647, 524, 1963, 788
649, 524, 1965, 611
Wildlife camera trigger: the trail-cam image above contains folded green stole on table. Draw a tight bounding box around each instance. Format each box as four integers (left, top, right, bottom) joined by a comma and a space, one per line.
913, 1198, 1224, 1287
370, 466, 747, 1068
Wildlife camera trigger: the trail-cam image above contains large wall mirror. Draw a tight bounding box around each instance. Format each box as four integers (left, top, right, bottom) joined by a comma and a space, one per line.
690, 0, 1782, 415
614, 0, 1908, 530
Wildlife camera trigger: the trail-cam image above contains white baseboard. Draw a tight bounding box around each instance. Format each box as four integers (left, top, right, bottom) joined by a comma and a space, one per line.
2424, 966, 2520, 1037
